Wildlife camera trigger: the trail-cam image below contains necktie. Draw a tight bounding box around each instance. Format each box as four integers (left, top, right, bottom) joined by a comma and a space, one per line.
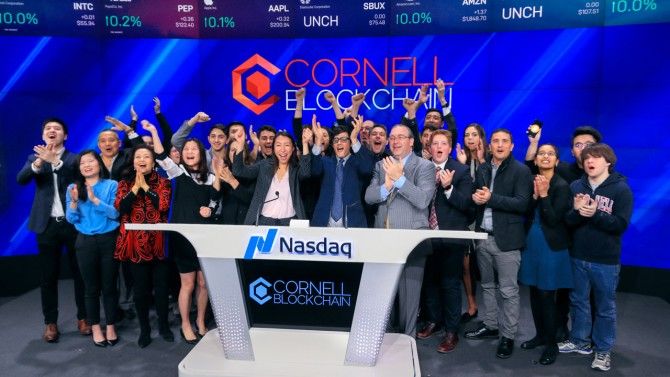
429, 166, 441, 230
332, 158, 344, 221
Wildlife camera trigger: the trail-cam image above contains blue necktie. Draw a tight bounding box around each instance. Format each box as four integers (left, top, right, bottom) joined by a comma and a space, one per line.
332, 158, 344, 221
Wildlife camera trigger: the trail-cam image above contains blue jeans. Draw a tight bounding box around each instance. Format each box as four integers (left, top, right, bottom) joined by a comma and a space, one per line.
569, 258, 620, 353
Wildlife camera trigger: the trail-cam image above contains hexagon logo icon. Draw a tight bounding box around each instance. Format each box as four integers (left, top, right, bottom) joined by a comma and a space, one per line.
249, 277, 272, 305
232, 54, 281, 115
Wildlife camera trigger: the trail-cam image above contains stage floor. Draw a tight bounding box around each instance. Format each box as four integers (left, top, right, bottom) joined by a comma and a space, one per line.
1, 281, 669, 376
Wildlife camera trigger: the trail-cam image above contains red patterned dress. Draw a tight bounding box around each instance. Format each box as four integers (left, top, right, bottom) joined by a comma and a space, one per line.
114, 171, 171, 262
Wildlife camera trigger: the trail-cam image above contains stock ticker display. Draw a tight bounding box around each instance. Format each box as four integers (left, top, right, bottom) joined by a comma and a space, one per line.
1, 0, 668, 38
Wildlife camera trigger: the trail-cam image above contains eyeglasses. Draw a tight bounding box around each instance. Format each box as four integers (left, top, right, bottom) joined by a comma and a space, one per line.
332, 136, 350, 144
536, 151, 556, 157
389, 135, 411, 142
574, 142, 594, 149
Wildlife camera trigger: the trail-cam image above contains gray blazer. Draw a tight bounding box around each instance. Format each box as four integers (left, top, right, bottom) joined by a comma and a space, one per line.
364, 153, 436, 229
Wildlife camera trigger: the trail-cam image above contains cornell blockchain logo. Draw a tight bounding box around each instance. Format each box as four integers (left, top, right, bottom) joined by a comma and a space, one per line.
232, 54, 281, 115
249, 277, 272, 305
249, 277, 351, 307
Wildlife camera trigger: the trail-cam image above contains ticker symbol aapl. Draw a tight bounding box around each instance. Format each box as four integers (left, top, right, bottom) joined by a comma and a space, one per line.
232, 54, 281, 115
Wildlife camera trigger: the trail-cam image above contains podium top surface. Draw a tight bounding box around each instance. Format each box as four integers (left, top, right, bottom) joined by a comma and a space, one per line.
125, 223, 486, 264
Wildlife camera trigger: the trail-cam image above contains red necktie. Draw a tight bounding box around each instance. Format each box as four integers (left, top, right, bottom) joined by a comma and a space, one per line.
429, 166, 441, 230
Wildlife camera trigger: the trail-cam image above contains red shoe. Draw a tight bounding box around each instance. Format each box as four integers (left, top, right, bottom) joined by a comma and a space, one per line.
417, 322, 441, 340
43, 323, 60, 343
437, 332, 459, 353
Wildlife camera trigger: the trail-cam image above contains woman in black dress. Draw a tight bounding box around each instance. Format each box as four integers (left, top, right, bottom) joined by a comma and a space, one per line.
144, 121, 221, 344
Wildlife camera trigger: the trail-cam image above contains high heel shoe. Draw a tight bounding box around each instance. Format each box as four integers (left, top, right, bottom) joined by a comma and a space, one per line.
107, 336, 120, 346
180, 329, 198, 345
195, 325, 208, 339
93, 338, 107, 348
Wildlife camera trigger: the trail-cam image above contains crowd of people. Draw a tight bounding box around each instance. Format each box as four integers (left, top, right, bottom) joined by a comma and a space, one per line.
17, 82, 632, 372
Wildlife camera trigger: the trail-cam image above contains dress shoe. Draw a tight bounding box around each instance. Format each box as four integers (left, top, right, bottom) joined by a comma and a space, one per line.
93, 338, 108, 348
539, 344, 558, 365
437, 332, 459, 353
43, 323, 60, 343
160, 326, 175, 342
78, 319, 92, 336
417, 322, 441, 340
137, 331, 152, 348
107, 336, 120, 346
496, 337, 514, 359
180, 329, 198, 345
464, 324, 499, 340
460, 310, 478, 324
520, 336, 545, 350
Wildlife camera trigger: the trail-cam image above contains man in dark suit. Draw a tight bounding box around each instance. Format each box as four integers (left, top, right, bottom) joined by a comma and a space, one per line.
16, 118, 89, 342
310, 118, 374, 228
417, 130, 474, 353
100, 115, 145, 320
365, 124, 436, 336
464, 129, 533, 359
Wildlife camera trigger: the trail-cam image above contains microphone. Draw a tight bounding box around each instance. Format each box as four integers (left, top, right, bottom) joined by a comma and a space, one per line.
255, 191, 280, 226
344, 201, 361, 229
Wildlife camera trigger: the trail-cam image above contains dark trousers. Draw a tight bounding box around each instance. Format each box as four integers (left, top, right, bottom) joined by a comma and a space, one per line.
529, 286, 557, 343
130, 259, 170, 333
423, 241, 465, 333
75, 231, 119, 325
258, 215, 294, 226
36, 217, 86, 324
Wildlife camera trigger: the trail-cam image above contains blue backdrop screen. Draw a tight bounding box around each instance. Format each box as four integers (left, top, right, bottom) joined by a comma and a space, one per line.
1, 23, 668, 269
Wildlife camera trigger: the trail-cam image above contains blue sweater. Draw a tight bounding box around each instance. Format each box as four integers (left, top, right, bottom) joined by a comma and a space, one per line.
66, 179, 120, 235
565, 172, 633, 265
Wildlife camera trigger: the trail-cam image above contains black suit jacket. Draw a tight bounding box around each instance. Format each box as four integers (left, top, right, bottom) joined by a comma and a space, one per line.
102, 136, 145, 180
525, 174, 572, 251
232, 153, 311, 225
434, 159, 475, 245
16, 150, 78, 234
474, 155, 533, 251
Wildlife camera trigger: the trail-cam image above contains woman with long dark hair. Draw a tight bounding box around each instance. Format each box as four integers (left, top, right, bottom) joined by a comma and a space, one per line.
114, 144, 172, 348
146, 121, 221, 344
519, 143, 573, 365
65, 150, 119, 347
455, 123, 488, 323
232, 130, 312, 225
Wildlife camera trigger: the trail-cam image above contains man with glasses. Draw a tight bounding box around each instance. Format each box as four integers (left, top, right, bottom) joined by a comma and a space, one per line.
365, 124, 436, 336
310, 116, 374, 228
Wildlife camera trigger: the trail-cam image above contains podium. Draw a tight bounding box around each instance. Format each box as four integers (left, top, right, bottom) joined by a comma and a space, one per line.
125, 223, 487, 376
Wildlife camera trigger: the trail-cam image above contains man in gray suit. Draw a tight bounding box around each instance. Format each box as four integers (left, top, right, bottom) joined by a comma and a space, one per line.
365, 124, 436, 336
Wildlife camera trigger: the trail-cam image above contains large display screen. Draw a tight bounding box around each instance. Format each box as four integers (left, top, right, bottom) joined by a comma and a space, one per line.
1, 1, 668, 270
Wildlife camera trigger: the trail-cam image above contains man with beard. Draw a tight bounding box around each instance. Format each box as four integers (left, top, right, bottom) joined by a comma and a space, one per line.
465, 129, 533, 359
250, 125, 276, 161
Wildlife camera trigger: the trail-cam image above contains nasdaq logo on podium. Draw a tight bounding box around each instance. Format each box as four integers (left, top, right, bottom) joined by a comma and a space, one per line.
248, 277, 352, 307
244, 228, 353, 260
